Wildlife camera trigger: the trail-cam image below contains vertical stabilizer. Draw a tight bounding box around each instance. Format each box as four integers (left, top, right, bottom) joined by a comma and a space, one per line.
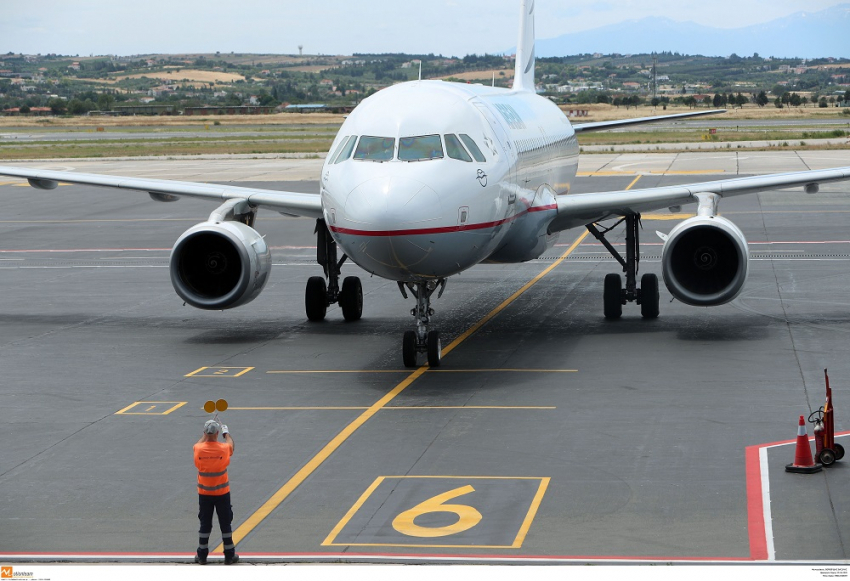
512, 0, 536, 92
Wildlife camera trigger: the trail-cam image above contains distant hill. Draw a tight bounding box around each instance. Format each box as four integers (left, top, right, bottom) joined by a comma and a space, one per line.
530, 4, 850, 59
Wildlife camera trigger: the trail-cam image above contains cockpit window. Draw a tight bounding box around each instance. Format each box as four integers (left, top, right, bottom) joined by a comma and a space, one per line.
398, 135, 444, 161
353, 136, 395, 161
332, 135, 358, 164
444, 134, 472, 162
459, 134, 486, 162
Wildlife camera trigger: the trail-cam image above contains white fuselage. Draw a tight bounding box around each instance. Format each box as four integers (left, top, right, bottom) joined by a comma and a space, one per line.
320, 80, 579, 282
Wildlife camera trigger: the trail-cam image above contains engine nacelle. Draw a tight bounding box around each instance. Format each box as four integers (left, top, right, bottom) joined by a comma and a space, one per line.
661, 215, 749, 307
170, 221, 271, 310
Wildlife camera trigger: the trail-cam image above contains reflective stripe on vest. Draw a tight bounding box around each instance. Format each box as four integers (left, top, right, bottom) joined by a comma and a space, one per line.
194, 441, 231, 496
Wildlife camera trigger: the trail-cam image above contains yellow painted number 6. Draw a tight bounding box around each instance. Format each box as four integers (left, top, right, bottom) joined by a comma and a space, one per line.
392, 485, 483, 538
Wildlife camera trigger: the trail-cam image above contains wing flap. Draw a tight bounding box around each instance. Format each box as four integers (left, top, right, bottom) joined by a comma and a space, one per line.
0, 165, 323, 219
550, 166, 850, 233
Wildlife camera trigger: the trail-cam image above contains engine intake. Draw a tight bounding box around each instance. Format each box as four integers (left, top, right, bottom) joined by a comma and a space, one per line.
170, 221, 271, 310
661, 215, 748, 306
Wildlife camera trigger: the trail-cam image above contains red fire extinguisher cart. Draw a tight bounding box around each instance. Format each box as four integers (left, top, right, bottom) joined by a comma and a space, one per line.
808, 369, 845, 466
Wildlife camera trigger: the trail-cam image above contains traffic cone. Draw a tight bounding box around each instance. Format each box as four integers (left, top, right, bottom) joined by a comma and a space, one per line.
785, 415, 822, 474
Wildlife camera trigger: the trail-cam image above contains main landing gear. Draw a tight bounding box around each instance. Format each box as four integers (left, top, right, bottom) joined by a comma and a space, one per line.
586, 212, 660, 320
305, 219, 363, 322
398, 279, 447, 368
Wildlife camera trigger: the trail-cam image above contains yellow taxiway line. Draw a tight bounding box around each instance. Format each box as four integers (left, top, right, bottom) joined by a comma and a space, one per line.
216, 177, 644, 552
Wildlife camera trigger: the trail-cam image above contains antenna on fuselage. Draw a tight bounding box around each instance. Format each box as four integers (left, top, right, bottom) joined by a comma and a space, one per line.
512, 0, 536, 92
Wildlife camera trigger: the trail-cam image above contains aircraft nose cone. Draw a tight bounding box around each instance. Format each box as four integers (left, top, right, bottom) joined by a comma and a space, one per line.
344, 175, 442, 230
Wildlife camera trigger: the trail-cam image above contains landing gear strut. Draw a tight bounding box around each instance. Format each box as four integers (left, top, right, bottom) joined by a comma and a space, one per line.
587, 212, 659, 319
306, 219, 362, 322
398, 279, 446, 368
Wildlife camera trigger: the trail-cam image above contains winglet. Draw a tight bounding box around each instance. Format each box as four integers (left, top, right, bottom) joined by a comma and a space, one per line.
512, 0, 536, 92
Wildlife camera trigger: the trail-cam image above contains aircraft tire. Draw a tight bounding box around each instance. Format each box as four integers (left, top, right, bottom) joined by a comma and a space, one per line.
640, 273, 660, 319
603, 273, 623, 319
402, 331, 418, 368
340, 276, 363, 322
426, 330, 441, 368
305, 276, 328, 321
819, 449, 836, 467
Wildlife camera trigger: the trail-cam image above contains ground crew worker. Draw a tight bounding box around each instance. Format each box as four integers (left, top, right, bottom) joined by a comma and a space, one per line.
193, 418, 238, 565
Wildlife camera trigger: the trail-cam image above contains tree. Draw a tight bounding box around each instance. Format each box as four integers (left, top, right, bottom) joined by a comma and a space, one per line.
97, 92, 114, 111
735, 93, 749, 108
47, 97, 66, 115
756, 91, 769, 107
789, 93, 802, 107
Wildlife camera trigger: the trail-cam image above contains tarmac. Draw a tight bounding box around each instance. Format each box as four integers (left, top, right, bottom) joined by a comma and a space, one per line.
1, 150, 849, 565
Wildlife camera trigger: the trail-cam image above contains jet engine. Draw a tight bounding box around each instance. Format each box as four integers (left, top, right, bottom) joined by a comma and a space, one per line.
661, 215, 749, 307
170, 221, 271, 310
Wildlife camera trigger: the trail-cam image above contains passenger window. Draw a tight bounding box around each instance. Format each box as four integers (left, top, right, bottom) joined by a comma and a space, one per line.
459, 134, 486, 162
444, 134, 472, 162
353, 136, 395, 161
333, 135, 358, 164
398, 135, 443, 161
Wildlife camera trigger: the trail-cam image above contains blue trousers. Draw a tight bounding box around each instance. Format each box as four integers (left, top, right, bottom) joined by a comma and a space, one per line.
197, 492, 234, 559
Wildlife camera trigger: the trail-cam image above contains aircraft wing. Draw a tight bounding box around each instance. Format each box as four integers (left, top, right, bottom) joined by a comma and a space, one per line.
549, 166, 850, 233
0, 165, 324, 219
572, 109, 726, 133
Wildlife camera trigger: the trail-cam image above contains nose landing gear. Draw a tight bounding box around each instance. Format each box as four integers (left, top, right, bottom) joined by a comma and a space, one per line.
399, 279, 446, 368
306, 219, 363, 322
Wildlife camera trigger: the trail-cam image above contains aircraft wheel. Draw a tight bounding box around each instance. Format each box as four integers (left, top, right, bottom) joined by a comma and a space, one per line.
603, 273, 623, 319
426, 330, 441, 368
305, 276, 328, 321
819, 448, 836, 467
340, 276, 363, 322
640, 273, 660, 319
402, 331, 418, 368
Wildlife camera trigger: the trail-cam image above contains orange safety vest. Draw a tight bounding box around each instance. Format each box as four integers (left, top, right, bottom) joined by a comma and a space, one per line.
193, 441, 232, 495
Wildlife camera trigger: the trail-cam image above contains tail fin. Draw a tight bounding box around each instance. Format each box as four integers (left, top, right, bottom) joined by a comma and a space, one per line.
512, 0, 536, 92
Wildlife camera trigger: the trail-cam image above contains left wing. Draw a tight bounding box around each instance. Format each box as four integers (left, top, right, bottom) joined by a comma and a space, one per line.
0, 165, 324, 219
549, 166, 850, 233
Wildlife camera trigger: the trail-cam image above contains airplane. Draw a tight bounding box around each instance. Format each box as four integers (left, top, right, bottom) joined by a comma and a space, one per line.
1, 0, 849, 369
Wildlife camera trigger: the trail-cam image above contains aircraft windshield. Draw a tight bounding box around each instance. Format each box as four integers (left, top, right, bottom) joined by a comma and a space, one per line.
353, 136, 395, 161
332, 135, 358, 164
398, 135, 444, 161
444, 134, 472, 162
459, 134, 486, 162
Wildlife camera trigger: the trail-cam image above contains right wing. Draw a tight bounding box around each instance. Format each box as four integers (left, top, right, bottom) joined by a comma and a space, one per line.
0, 165, 324, 219
549, 166, 850, 233
572, 109, 726, 133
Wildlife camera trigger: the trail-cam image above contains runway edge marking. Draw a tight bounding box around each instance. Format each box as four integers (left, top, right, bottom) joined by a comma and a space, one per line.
215, 229, 592, 553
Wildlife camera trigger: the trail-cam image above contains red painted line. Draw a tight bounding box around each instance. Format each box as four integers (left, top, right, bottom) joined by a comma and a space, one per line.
746, 430, 850, 561
0, 248, 171, 253
330, 205, 557, 238
745, 444, 768, 561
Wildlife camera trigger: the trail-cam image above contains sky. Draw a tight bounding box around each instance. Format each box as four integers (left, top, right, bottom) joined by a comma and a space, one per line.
0, 0, 847, 58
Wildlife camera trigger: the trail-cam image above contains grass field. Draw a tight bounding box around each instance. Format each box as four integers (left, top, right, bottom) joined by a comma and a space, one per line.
0, 105, 848, 160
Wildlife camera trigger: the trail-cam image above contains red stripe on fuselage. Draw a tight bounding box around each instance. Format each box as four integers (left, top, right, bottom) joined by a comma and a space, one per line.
329, 204, 557, 237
